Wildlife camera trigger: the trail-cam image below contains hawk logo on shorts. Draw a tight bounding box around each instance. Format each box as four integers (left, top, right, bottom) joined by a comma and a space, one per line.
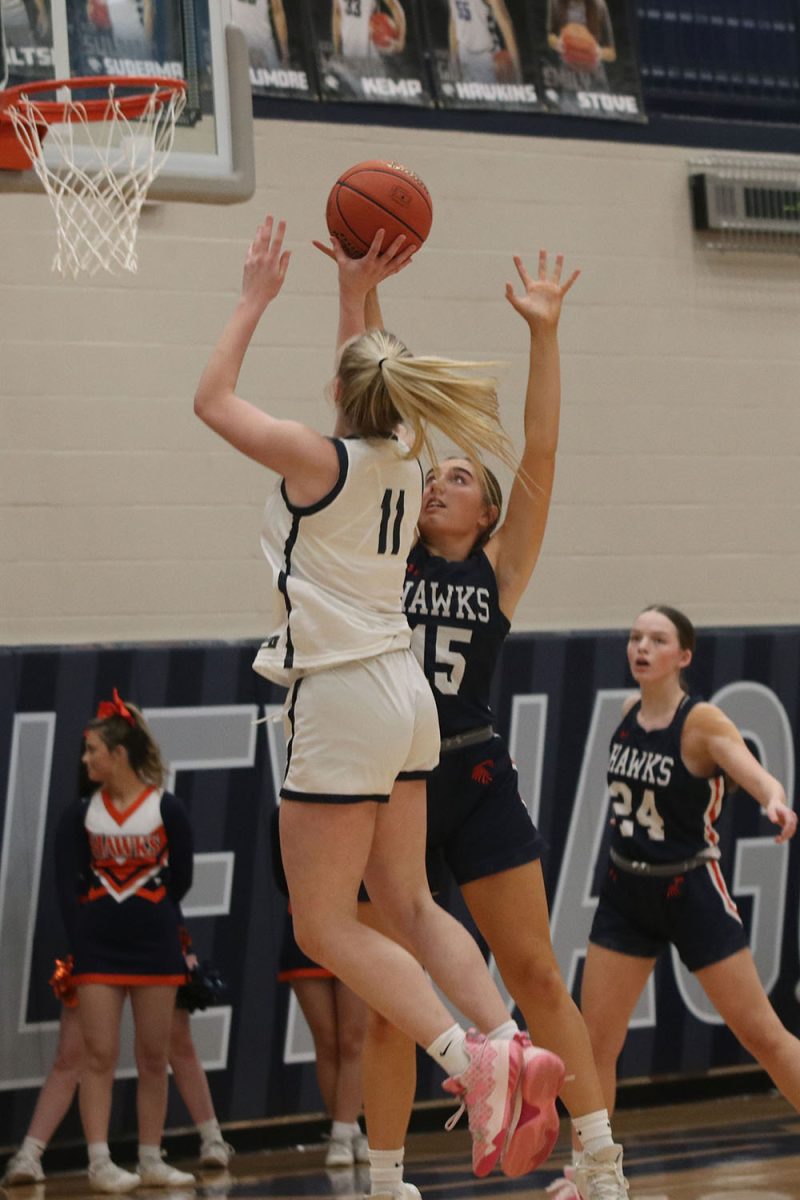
667, 875, 685, 899
471, 759, 493, 785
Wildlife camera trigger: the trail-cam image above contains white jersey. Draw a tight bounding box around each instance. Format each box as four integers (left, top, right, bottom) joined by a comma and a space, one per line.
106, 0, 147, 45
450, 0, 498, 57
231, 0, 278, 60
335, 0, 379, 60
253, 436, 421, 686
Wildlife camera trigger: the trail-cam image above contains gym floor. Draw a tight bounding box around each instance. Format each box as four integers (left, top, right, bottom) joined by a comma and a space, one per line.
20, 1093, 800, 1200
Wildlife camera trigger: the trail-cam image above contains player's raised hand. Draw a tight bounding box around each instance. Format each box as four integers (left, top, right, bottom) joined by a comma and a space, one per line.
242, 215, 291, 311
314, 228, 416, 298
505, 250, 580, 330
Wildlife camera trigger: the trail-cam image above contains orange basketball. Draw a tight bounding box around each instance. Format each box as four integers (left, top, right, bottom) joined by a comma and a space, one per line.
560, 22, 600, 70
370, 10, 399, 49
326, 160, 433, 259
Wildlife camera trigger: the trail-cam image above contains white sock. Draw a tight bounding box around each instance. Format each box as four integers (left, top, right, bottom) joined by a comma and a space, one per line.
138, 1145, 162, 1167
21, 1137, 46, 1159
88, 1143, 111, 1166
369, 1146, 404, 1194
572, 1109, 614, 1157
197, 1118, 221, 1142
426, 1024, 469, 1077
486, 1019, 519, 1040
331, 1120, 360, 1141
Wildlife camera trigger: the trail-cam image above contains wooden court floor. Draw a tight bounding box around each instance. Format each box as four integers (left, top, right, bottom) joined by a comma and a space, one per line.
14, 1094, 800, 1200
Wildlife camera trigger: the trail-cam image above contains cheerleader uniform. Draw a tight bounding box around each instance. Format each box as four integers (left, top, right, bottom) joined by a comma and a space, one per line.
55, 786, 193, 986
404, 542, 543, 885
589, 695, 749, 972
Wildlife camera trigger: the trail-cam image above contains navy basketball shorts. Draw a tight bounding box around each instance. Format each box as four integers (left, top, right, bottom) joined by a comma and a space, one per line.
280, 648, 440, 802
425, 736, 544, 887
589, 858, 749, 973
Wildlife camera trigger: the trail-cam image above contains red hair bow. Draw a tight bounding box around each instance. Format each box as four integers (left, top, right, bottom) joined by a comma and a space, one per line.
96, 687, 135, 726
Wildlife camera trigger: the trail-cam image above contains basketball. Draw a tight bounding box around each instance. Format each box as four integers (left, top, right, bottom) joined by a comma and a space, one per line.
325, 160, 433, 259
560, 22, 600, 70
369, 10, 399, 49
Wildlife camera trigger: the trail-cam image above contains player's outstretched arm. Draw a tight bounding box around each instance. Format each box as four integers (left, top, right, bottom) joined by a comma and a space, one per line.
487, 250, 579, 620
683, 704, 798, 844
194, 215, 337, 488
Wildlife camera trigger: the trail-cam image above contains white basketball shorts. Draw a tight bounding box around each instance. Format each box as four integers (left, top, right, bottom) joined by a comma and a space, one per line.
280, 648, 440, 802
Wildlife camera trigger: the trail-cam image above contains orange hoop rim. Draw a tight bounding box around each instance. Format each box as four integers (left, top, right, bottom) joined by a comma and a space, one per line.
0, 76, 187, 124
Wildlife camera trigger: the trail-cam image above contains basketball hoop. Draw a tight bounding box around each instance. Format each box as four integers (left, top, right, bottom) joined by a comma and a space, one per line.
0, 76, 186, 277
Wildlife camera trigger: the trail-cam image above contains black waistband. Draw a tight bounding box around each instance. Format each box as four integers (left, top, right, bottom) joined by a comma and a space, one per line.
439, 725, 495, 754
610, 846, 720, 878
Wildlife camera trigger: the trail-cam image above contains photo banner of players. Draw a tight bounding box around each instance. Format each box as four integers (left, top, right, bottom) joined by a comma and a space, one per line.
306, 0, 432, 107
231, 0, 318, 101
423, 0, 543, 112
537, 0, 644, 121
65, 0, 186, 83
1, 0, 54, 85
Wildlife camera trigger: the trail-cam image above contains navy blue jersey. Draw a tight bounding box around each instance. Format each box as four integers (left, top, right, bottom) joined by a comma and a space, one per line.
608, 695, 725, 865
404, 542, 510, 739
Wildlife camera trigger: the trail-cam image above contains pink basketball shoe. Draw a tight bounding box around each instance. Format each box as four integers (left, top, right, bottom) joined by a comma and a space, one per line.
500, 1031, 565, 1177
442, 1029, 523, 1177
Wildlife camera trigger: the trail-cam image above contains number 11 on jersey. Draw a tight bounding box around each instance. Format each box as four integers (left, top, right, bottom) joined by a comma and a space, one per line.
377, 488, 405, 555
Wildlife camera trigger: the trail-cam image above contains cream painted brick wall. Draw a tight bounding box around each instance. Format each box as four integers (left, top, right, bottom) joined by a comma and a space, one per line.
2, 117, 799, 644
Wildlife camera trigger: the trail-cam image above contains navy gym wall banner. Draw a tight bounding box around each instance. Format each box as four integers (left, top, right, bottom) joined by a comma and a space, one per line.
306, 0, 432, 106
535, 0, 645, 121
423, 0, 543, 112
1, 0, 55, 85
231, 0, 318, 100
1, 627, 799, 1143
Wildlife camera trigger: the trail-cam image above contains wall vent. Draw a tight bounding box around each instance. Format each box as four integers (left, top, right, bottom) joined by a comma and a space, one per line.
689, 156, 800, 253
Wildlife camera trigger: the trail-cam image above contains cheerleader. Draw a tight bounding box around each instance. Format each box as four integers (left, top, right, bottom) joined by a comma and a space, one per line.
55, 691, 196, 1193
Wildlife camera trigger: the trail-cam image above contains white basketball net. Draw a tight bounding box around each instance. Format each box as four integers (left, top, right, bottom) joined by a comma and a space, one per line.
8, 81, 186, 277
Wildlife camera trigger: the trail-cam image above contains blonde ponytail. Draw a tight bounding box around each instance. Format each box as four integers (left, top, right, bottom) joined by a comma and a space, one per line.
336, 330, 519, 483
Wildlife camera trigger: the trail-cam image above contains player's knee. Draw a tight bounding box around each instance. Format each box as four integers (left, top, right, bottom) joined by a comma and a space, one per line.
291, 916, 328, 967
504, 950, 566, 1012
734, 1016, 789, 1066
384, 889, 437, 945
584, 1012, 627, 1063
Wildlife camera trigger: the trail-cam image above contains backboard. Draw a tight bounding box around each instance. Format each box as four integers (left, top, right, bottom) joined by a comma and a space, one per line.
0, 0, 254, 202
